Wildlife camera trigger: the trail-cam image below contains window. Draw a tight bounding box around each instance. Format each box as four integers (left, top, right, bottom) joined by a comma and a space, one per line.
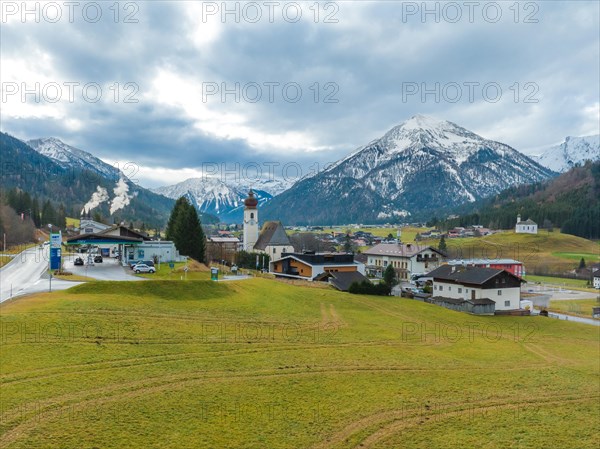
458, 288, 462, 293
250, 213, 254, 219
504, 300, 510, 307
439, 286, 443, 291
465, 289, 469, 293
273, 248, 276, 254
498, 290, 502, 296
448, 286, 451, 291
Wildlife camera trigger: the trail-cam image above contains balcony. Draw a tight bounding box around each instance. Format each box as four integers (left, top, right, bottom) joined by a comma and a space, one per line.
416, 256, 439, 263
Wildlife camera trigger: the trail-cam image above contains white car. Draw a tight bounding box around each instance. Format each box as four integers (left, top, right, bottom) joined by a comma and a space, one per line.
133, 263, 156, 274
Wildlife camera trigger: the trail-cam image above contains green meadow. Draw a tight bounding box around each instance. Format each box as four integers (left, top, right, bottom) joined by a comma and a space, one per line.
0, 278, 598, 448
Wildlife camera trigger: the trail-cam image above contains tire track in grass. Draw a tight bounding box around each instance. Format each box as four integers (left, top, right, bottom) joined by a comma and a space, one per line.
309, 394, 599, 449
357, 395, 598, 449
0, 363, 563, 443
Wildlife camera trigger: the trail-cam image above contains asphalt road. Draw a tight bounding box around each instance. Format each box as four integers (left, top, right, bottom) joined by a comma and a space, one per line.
0, 246, 81, 303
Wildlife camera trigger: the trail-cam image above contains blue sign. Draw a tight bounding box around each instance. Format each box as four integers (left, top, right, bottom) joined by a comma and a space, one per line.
50, 247, 61, 270
49, 232, 61, 270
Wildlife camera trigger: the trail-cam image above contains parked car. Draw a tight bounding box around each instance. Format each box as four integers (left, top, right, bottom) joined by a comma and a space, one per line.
94, 255, 103, 263
129, 260, 155, 269
133, 263, 156, 274
74, 257, 84, 266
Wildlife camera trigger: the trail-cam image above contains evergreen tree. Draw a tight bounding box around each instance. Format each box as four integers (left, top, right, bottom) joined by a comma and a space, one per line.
166, 197, 206, 263
166, 197, 189, 241
438, 235, 447, 253
41, 200, 56, 226
31, 197, 41, 228
579, 258, 586, 269
383, 264, 397, 289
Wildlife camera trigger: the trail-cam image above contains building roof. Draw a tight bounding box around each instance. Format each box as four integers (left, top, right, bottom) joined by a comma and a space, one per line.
208, 237, 240, 243
99, 226, 152, 241
593, 269, 600, 278
277, 252, 357, 266
518, 219, 537, 225
254, 221, 291, 250
470, 297, 496, 305
317, 271, 369, 291
448, 258, 522, 266
427, 264, 522, 285
363, 243, 442, 258
65, 233, 143, 245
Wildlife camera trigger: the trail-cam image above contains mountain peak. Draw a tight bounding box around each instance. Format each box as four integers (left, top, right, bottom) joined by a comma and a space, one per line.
403, 114, 448, 131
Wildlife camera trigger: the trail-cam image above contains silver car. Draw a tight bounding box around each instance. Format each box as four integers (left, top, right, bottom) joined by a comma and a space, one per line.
133, 263, 156, 274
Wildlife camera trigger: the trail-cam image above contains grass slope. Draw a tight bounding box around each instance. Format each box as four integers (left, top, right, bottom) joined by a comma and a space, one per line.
0, 279, 598, 448
423, 231, 599, 273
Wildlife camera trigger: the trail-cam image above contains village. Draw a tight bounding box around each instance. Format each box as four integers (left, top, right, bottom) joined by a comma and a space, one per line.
62, 190, 600, 318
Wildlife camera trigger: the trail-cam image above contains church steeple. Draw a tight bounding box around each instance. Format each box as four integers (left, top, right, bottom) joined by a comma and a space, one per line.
243, 189, 259, 251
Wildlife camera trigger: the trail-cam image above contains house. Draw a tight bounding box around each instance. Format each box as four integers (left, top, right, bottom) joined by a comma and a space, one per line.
448, 258, 525, 278
79, 214, 111, 234
242, 190, 293, 261
593, 270, 600, 289
427, 264, 524, 312
363, 243, 446, 281
270, 252, 365, 281
206, 236, 241, 265
314, 270, 370, 291
515, 215, 538, 234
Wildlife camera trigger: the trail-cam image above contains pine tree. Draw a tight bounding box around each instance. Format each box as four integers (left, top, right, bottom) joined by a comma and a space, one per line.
579, 258, 586, 269
438, 235, 447, 253
41, 200, 56, 226
383, 264, 397, 289
31, 197, 41, 228
166, 197, 189, 241
166, 197, 206, 263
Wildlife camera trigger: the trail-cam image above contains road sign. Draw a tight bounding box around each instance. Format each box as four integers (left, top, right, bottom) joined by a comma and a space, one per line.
49, 232, 61, 270
211, 267, 218, 281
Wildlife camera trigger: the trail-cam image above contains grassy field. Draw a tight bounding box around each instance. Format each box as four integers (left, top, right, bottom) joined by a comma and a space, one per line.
548, 299, 600, 320
0, 278, 598, 448
66, 217, 80, 228
422, 231, 599, 273
523, 275, 598, 293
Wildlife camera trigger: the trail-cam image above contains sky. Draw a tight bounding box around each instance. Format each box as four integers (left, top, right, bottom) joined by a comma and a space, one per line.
1, 1, 599, 189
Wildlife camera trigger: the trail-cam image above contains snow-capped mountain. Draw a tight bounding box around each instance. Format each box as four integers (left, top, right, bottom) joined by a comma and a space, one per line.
27, 137, 121, 180
530, 135, 600, 173
262, 114, 556, 225
152, 177, 274, 223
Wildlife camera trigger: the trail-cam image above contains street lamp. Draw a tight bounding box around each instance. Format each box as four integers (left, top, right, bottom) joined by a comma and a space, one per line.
48, 224, 53, 292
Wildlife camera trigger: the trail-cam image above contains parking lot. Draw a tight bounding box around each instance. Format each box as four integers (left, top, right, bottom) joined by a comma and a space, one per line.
65, 254, 146, 281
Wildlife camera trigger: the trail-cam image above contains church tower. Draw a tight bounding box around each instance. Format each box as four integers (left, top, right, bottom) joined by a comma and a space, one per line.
243, 189, 259, 252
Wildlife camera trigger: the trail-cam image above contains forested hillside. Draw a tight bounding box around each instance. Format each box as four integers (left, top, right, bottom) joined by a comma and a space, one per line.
434, 161, 600, 239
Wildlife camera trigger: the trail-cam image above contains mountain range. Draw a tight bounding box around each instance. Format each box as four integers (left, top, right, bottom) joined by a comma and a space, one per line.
152, 178, 274, 223
0, 133, 212, 227
3, 114, 595, 227
261, 114, 556, 225
529, 135, 600, 173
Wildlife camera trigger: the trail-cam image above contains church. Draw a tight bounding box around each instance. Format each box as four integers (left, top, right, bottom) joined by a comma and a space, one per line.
242, 189, 292, 260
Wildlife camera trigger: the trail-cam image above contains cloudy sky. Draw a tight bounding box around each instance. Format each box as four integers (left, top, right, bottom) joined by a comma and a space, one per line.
1, 1, 599, 188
